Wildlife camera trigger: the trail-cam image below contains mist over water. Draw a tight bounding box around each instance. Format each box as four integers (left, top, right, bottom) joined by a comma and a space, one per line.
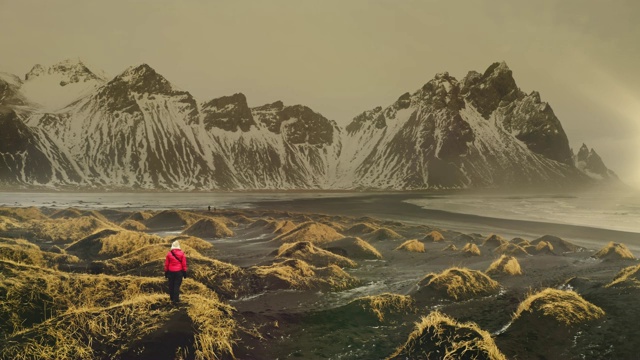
405, 191, 640, 233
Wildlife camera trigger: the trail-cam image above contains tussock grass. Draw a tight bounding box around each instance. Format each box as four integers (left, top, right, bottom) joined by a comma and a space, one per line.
185, 294, 237, 360
592, 241, 636, 261
418, 267, 499, 301
367, 227, 403, 242
607, 264, 640, 288
322, 236, 383, 260
510, 237, 530, 246
274, 221, 344, 244
28, 216, 121, 244
462, 243, 481, 256
486, 255, 522, 276
0, 238, 79, 268
50, 208, 109, 222
394, 239, 425, 253
482, 234, 507, 248
442, 244, 458, 251
275, 241, 356, 268
493, 243, 529, 257
182, 218, 234, 239
66, 229, 166, 260
166, 235, 213, 252
264, 220, 297, 235
125, 211, 154, 222
388, 311, 506, 360
351, 293, 414, 322
144, 210, 203, 230
531, 235, 582, 253
0, 215, 22, 231
424, 230, 445, 242
513, 288, 605, 326
0, 206, 47, 221
119, 219, 148, 231
344, 222, 379, 236
248, 259, 359, 292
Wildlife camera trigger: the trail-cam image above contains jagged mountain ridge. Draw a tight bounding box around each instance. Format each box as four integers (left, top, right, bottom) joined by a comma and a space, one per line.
0, 59, 618, 190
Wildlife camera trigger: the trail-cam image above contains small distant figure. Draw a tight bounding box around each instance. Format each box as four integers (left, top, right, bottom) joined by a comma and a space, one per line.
164, 240, 188, 305
208, 205, 211, 212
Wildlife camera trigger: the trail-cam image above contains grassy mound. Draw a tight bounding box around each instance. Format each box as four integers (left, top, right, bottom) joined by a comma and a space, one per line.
66, 229, 166, 260
28, 216, 121, 244
389, 311, 506, 360
417, 267, 499, 301
247, 259, 359, 293
0, 260, 237, 360
527, 240, 555, 255
274, 221, 344, 244
125, 211, 154, 222
344, 222, 378, 236
607, 264, 640, 288
462, 243, 481, 256
265, 220, 297, 234
166, 235, 213, 252
592, 242, 636, 261
513, 288, 604, 326
144, 210, 202, 230
423, 230, 445, 242
120, 219, 148, 231
394, 239, 425, 253
0, 206, 47, 221
341, 293, 414, 323
486, 255, 522, 276
482, 234, 507, 248
322, 236, 383, 260
442, 244, 458, 251
50, 207, 109, 222
0, 215, 21, 231
0, 237, 46, 266
366, 227, 403, 242
493, 243, 529, 257
530, 235, 583, 253
510, 237, 530, 246
182, 218, 234, 239
275, 241, 357, 268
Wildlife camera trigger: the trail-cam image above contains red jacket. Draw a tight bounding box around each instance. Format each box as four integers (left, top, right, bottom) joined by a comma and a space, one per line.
165, 249, 187, 272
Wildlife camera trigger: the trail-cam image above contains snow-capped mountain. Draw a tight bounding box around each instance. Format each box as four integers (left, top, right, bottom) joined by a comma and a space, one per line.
574, 143, 617, 181
0, 59, 618, 190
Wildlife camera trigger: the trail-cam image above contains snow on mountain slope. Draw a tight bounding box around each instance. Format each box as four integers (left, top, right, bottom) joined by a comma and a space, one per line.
20, 59, 107, 112
0, 60, 618, 190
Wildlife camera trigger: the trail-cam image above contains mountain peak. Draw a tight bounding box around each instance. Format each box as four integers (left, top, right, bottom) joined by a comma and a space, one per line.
111, 64, 175, 95
25, 58, 105, 83
201, 92, 256, 132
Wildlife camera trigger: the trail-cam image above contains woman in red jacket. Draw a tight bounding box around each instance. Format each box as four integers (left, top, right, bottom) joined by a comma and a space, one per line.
164, 240, 188, 304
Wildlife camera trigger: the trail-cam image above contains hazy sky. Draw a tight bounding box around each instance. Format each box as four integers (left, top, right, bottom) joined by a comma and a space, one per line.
1, 1, 639, 186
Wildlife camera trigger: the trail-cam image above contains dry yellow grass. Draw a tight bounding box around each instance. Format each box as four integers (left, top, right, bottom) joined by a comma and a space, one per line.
486, 255, 522, 276
592, 241, 636, 261
0, 206, 47, 221
274, 221, 344, 244
144, 209, 203, 230
442, 244, 458, 251
28, 216, 121, 244
50, 208, 109, 223
0, 259, 237, 360
367, 227, 403, 242
423, 230, 445, 242
344, 222, 379, 235
394, 239, 425, 253
418, 267, 500, 301
351, 293, 414, 322
119, 219, 149, 231
67, 229, 166, 260
493, 243, 529, 257
535, 241, 554, 253
0, 238, 79, 269
276, 241, 357, 268
182, 218, 234, 239
531, 235, 582, 253
513, 288, 605, 326
606, 264, 640, 288
166, 235, 213, 252
248, 259, 359, 292
462, 242, 481, 256
0, 215, 22, 231
322, 236, 383, 260
125, 211, 154, 222
388, 311, 506, 360
265, 220, 297, 234
482, 234, 507, 248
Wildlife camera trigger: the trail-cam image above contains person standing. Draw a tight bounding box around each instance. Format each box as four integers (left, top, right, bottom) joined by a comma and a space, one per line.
164, 240, 187, 304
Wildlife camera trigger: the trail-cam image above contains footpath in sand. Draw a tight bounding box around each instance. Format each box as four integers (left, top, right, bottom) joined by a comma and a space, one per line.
1, 205, 640, 359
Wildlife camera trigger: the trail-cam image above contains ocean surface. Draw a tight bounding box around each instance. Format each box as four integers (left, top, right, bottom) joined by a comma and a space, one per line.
2, 190, 640, 234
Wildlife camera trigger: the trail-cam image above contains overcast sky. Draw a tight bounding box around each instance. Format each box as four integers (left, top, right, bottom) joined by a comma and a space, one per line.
1, 0, 639, 186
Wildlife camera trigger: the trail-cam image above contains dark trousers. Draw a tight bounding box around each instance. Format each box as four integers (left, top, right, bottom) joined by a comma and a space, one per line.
167, 271, 183, 303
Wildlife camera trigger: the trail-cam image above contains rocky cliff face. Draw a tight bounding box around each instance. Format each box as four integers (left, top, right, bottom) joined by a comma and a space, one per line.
574, 144, 617, 181
0, 60, 617, 190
